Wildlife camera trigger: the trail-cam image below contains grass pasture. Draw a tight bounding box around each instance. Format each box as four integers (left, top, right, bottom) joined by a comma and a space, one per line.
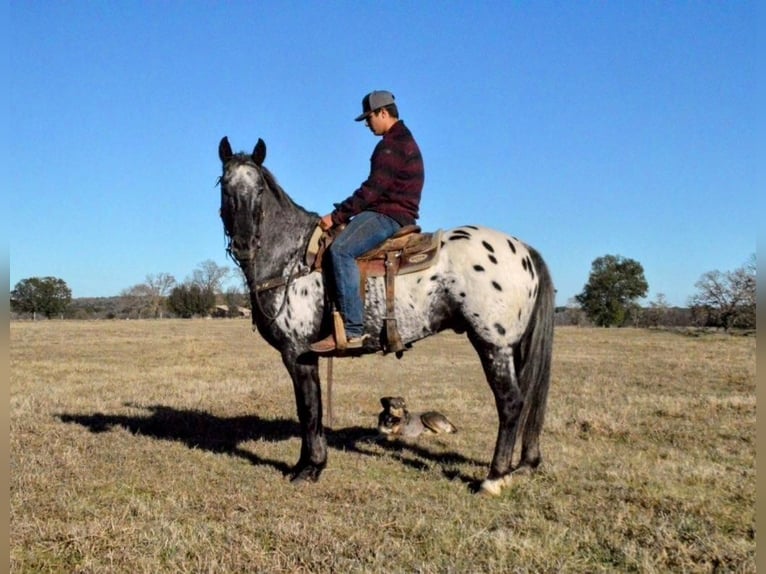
10, 320, 755, 573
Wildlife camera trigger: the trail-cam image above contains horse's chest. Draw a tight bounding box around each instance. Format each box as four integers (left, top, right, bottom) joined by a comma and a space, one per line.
272, 273, 324, 341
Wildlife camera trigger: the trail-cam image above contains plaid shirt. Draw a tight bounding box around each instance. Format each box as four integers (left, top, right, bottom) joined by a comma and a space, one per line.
331, 120, 424, 227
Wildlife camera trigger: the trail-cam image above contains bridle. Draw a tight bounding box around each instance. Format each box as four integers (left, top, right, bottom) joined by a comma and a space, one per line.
219, 158, 317, 325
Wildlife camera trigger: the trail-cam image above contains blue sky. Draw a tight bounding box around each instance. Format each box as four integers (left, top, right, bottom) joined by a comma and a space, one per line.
7, 1, 761, 307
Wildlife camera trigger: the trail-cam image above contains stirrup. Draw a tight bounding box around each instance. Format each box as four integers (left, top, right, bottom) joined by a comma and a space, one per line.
332, 311, 348, 351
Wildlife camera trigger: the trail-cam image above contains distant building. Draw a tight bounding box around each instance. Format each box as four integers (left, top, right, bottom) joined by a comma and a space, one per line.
212, 305, 251, 318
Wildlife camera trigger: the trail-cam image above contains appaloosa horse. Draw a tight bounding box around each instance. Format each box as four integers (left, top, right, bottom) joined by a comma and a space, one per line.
218, 136, 554, 495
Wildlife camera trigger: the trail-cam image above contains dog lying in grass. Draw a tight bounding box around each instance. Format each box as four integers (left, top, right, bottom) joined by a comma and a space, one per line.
377, 396, 458, 439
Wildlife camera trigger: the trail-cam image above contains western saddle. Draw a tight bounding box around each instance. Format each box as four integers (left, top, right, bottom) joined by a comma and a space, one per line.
307, 224, 442, 354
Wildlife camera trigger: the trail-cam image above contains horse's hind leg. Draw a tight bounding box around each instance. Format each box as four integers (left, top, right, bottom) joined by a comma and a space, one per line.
474, 343, 524, 496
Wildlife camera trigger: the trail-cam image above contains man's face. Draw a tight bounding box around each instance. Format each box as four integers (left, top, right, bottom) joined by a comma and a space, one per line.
364, 109, 385, 135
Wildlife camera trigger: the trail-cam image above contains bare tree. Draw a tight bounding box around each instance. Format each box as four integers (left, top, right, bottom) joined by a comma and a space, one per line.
644, 293, 670, 327
121, 273, 177, 319
145, 273, 177, 318
557, 297, 587, 326
191, 260, 230, 298
689, 255, 756, 330
120, 283, 153, 319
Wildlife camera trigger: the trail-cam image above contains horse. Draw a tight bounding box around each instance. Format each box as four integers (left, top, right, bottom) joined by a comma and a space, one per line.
217, 136, 554, 496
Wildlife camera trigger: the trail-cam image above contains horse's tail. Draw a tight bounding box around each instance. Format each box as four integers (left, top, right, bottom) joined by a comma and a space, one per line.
515, 246, 554, 467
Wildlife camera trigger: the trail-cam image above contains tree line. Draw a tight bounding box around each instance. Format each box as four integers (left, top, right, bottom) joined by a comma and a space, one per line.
11, 254, 756, 330
10, 260, 247, 321
557, 253, 755, 330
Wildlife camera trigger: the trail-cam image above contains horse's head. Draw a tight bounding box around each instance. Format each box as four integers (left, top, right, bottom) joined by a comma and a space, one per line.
218, 136, 268, 262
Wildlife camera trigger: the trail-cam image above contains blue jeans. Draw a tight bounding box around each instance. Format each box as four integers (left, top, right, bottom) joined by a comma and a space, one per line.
329, 211, 401, 338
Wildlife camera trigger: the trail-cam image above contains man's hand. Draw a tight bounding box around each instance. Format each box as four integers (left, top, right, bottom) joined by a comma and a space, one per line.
319, 214, 334, 231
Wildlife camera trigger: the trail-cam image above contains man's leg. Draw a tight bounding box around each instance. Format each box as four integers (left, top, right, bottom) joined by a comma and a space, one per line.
330, 211, 400, 339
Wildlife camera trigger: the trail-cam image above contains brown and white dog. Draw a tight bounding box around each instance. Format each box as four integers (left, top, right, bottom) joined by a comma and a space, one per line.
377, 396, 457, 439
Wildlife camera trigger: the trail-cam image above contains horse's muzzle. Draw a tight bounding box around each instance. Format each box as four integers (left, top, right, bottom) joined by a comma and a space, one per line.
227, 240, 256, 263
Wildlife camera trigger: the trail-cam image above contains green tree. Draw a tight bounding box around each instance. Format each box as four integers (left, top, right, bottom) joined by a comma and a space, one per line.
11, 276, 72, 319
166, 283, 215, 318
575, 255, 648, 327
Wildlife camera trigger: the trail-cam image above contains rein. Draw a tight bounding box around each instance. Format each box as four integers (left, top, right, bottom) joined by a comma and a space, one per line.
255, 265, 313, 293
250, 256, 304, 325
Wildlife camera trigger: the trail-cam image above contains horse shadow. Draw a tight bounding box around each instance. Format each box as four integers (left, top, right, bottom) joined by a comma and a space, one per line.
57, 403, 485, 486
58, 403, 301, 476
342, 433, 487, 488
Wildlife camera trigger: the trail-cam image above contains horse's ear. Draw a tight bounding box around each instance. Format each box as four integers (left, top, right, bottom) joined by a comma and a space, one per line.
219, 137, 233, 162
252, 138, 266, 166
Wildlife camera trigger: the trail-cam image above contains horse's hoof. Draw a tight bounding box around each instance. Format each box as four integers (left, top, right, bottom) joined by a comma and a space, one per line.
478, 474, 512, 496
289, 464, 324, 484
511, 460, 542, 476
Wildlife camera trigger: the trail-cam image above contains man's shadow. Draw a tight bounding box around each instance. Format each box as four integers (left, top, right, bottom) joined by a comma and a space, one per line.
57, 403, 485, 485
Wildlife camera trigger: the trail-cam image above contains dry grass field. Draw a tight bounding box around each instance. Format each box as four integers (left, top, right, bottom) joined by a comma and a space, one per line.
10, 320, 755, 573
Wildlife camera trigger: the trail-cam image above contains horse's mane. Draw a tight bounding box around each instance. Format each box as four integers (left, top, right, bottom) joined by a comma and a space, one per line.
260, 165, 292, 208
261, 163, 319, 220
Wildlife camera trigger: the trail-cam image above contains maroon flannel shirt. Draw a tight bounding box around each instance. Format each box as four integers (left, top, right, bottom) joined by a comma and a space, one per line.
330, 120, 424, 227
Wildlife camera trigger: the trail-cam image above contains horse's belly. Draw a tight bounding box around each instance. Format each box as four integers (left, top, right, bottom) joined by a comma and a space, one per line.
362, 275, 437, 343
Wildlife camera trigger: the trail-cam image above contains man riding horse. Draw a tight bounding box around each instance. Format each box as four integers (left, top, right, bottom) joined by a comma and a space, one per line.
310, 90, 424, 353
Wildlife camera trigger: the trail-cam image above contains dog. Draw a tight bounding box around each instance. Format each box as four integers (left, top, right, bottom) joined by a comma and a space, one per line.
377, 396, 457, 439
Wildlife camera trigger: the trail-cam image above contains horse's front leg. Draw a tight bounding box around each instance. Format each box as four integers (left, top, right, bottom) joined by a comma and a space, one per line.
283, 351, 327, 483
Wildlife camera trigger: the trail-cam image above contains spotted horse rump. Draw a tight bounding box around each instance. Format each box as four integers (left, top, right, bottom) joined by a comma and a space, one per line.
217, 136, 555, 496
